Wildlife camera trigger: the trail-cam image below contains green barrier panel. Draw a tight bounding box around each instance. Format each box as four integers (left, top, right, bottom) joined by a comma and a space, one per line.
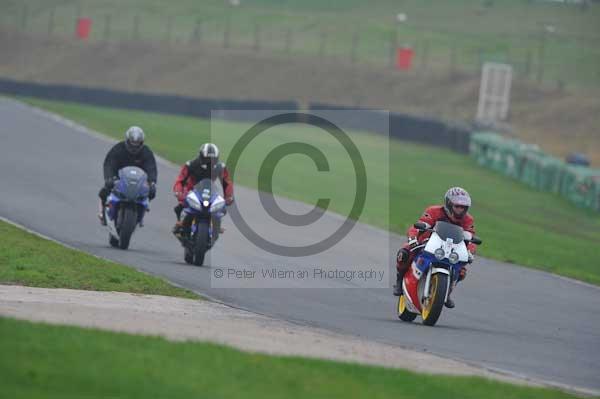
587, 176, 600, 212
560, 166, 600, 210
470, 132, 600, 212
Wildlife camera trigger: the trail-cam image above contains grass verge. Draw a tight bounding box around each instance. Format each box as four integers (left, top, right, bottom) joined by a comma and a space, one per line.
20, 97, 600, 285
0, 316, 584, 399
0, 219, 198, 298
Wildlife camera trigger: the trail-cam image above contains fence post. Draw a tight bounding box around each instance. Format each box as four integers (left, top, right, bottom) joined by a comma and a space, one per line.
47, 7, 56, 36
389, 29, 398, 67
350, 30, 359, 63
524, 48, 532, 78
477, 47, 484, 70
450, 44, 457, 76
536, 30, 547, 85
165, 16, 173, 43
223, 15, 231, 48
132, 15, 140, 40
420, 40, 430, 72
284, 28, 292, 53
191, 18, 202, 43
319, 30, 327, 57
253, 22, 261, 51
20, 4, 29, 32
103, 14, 111, 41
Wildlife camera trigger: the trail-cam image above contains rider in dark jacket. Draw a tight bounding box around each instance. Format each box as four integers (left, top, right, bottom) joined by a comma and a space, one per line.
98, 126, 157, 225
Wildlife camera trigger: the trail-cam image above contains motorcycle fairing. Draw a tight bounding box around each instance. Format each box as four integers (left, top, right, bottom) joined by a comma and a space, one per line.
104, 166, 150, 238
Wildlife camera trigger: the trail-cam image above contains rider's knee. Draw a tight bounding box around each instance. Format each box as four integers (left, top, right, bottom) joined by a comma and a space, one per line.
396, 248, 410, 272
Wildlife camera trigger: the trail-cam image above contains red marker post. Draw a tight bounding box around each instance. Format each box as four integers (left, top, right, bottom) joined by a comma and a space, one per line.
396, 47, 413, 71
76, 17, 92, 40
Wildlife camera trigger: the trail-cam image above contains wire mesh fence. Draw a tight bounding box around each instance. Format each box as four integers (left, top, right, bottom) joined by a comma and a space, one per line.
1, 2, 599, 89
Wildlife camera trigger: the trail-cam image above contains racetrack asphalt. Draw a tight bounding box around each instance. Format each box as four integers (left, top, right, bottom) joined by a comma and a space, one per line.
1, 98, 599, 394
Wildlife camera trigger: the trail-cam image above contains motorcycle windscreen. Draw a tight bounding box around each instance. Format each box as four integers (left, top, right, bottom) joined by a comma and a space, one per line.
433, 221, 464, 244
118, 166, 148, 201
193, 178, 214, 201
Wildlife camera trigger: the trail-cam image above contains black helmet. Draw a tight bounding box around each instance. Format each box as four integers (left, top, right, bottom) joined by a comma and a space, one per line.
198, 143, 220, 166
125, 126, 145, 154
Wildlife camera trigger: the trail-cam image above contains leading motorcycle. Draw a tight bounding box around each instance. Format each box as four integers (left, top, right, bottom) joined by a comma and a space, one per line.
397, 221, 482, 326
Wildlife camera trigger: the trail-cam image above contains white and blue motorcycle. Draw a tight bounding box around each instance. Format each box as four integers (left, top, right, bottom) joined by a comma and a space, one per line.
397, 221, 482, 326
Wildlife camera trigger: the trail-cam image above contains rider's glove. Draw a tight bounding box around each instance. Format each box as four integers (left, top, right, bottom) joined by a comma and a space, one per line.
148, 182, 156, 200
467, 251, 474, 264
105, 177, 117, 190
226, 196, 234, 206
459, 266, 467, 281
407, 236, 418, 249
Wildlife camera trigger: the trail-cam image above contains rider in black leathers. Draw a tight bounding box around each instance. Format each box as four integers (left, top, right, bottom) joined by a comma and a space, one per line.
98, 126, 157, 225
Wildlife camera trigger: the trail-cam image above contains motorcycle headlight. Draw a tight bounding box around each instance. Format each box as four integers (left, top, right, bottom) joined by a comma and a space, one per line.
449, 252, 459, 264
186, 192, 202, 210
434, 248, 445, 260
210, 197, 226, 213
202, 200, 210, 208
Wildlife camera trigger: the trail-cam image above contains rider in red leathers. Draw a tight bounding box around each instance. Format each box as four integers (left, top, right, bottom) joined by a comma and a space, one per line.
172, 143, 234, 236
393, 187, 477, 308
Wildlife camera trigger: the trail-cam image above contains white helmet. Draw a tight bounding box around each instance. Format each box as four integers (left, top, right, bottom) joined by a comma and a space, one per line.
444, 187, 471, 220
125, 126, 145, 154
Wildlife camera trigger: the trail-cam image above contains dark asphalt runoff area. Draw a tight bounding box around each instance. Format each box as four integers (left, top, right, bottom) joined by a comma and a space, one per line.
1, 98, 599, 394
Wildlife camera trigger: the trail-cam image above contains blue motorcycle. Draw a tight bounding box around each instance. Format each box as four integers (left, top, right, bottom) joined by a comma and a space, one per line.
176, 178, 227, 266
104, 166, 150, 250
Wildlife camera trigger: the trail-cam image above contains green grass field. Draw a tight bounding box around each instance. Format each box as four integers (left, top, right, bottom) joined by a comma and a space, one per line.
0, 219, 198, 298
1, 0, 599, 86
19, 97, 600, 285
0, 316, 583, 399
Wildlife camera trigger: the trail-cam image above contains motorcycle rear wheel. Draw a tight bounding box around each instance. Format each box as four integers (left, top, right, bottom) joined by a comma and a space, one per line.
397, 295, 418, 322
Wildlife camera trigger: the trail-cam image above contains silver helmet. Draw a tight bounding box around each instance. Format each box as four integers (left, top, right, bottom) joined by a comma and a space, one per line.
125, 126, 145, 154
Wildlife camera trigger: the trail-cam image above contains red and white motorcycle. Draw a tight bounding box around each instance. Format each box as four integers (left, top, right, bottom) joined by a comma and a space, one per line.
397, 221, 482, 326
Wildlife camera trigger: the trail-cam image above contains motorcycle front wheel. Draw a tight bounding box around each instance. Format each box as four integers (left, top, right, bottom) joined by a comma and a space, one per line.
421, 273, 449, 326
117, 205, 138, 250
109, 234, 119, 248
193, 221, 210, 266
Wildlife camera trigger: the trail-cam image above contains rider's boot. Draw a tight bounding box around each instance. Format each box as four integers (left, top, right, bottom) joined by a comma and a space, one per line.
172, 220, 184, 236
98, 201, 107, 226
393, 271, 404, 296
174, 204, 183, 221
393, 248, 410, 296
